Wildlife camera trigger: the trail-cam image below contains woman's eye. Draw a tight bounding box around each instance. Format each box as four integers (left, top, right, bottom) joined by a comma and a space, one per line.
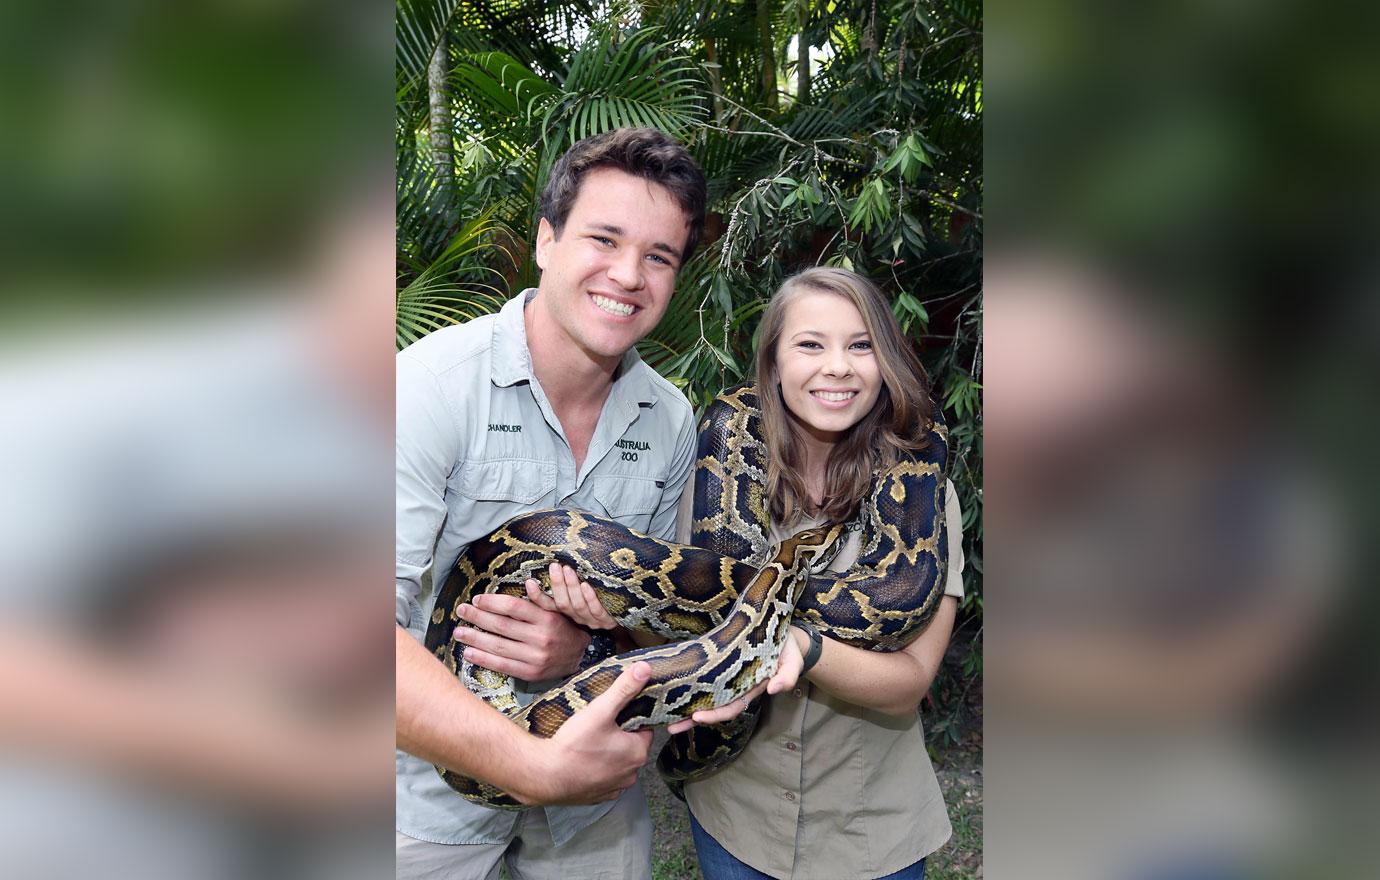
851, 340, 873, 351
798, 341, 822, 350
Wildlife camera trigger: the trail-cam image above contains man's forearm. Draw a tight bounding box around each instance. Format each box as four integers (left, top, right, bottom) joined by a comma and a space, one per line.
395, 625, 549, 802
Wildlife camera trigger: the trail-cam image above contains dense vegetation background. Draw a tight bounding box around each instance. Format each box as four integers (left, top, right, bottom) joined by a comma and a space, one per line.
395, 0, 981, 747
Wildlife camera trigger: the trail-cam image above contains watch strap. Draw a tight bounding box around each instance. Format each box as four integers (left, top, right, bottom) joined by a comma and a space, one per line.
797, 623, 824, 675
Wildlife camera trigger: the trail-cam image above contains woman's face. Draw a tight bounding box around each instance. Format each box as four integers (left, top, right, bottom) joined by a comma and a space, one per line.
774, 289, 883, 447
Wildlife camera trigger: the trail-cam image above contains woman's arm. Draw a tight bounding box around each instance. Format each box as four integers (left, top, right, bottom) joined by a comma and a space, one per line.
789, 595, 959, 717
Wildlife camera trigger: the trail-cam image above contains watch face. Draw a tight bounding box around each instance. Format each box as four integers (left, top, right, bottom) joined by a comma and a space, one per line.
580, 632, 618, 670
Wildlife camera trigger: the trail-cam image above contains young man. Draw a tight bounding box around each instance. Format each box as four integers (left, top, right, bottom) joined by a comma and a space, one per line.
395, 129, 706, 880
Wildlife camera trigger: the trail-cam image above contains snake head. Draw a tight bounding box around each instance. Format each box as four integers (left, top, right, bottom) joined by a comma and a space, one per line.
774, 524, 845, 571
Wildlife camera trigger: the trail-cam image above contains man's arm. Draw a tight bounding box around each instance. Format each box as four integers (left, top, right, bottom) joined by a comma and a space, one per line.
396, 626, 653, 805
395, 352, 637, 801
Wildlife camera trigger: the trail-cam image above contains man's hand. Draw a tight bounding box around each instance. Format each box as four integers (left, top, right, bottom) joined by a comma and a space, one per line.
525, 564, 618, 630
520, 661, 656, 805
664, 625, 808, 733
453, 592, 591, 681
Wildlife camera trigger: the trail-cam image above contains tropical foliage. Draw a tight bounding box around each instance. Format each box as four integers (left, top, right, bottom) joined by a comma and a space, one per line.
396, 0, 982, 742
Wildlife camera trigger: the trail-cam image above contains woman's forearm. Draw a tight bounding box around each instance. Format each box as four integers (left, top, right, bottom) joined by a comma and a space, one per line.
798, 596, 958, 716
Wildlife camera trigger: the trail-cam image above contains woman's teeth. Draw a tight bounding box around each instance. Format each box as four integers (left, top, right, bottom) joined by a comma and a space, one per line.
813, 391, 856, 402
592, 294, 634, 317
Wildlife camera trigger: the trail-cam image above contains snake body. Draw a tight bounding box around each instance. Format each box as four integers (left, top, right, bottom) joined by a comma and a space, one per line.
424, 384, 948, 808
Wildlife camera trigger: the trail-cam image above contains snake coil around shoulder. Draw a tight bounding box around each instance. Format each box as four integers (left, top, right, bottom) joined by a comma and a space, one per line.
424, 384, 949, 808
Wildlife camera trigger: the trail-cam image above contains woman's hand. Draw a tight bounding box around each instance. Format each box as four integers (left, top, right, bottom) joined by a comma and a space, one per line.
525, 563, 618, 630
663, 625, 808, 734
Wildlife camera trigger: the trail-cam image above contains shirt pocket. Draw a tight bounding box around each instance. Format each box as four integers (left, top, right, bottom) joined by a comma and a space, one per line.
456, 459, 557, 535
587, 474, 663, 535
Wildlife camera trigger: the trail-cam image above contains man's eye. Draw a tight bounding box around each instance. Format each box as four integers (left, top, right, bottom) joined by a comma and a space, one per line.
592, 236, 615, 246
647, 253, 673, 267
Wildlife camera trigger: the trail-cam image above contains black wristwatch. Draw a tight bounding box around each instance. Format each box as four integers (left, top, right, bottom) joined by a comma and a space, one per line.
796, 623, 824, 675
579, 630, 618, 670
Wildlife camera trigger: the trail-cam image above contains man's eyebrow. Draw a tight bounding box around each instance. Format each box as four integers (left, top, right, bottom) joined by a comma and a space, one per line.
586, 223, 682, 261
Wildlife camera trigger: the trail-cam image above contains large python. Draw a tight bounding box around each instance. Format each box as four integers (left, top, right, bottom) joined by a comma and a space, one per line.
424, 384, 948, 808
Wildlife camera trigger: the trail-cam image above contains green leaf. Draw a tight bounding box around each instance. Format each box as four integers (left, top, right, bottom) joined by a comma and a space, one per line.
707, 343, 738, 371
711, 273, 733, 317
897, 291, 929, 323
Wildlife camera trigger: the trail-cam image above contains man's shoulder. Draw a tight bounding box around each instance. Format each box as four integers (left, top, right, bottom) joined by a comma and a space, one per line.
396, 316, 496, 377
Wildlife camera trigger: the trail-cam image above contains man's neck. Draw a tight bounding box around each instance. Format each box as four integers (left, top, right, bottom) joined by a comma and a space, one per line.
523, 295, 621, 471
522, 295, 620, 409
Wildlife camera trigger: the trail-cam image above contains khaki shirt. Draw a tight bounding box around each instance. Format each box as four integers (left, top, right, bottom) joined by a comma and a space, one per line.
395, 289, 697, 845
680, 480, 965, 879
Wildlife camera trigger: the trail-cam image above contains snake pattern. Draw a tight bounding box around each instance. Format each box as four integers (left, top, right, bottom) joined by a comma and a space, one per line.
424, 383, 948, 808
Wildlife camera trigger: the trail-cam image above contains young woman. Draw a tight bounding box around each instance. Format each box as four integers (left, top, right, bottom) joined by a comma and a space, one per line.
538, 267, 966, 880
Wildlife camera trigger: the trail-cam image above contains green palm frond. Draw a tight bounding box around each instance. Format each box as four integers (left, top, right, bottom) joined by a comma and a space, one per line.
396, 212, 515, 350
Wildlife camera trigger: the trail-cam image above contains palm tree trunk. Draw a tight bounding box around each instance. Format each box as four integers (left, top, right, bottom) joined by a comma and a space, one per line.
796, 27, 810, 104
428, 36, 452, 187
757, 0, 778, 111
705, 37, 725, 122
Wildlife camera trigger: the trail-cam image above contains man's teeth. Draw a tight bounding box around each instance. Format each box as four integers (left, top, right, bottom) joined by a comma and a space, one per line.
814, 391, 856, 402
592, 294, 634, 317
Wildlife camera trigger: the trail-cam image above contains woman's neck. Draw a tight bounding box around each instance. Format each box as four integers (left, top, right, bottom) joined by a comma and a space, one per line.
798, 433, 836, 508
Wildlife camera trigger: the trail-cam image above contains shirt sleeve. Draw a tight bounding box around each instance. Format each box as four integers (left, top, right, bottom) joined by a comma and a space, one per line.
395, 354, 461, 630
673, 472, 695, 544
646, 405, 697, 542
942, 478, 966, 600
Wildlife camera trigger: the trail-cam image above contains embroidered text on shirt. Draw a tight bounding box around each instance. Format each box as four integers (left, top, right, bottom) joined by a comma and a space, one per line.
488, 424, 523, 433
615, 438, 650, 462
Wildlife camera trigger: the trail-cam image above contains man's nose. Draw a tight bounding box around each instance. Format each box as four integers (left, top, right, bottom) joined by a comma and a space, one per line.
607, 250, 644, 290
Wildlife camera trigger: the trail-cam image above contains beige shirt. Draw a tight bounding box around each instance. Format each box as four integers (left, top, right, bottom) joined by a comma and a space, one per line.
679, 480, 965, 880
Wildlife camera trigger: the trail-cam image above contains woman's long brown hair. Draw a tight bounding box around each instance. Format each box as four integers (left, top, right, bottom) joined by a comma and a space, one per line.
755, 267, 935, 526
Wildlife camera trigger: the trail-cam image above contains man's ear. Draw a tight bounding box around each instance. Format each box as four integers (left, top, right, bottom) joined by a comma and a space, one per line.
534, 218, 555, 271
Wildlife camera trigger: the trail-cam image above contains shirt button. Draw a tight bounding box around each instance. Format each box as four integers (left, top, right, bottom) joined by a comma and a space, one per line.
785, 742, 798, 752
792, 688, 803, 698
784, 791, 796, 801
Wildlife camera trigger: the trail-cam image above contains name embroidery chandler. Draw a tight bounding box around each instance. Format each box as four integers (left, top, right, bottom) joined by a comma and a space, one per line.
615, 439, 651, 451
488, 424, 522, 433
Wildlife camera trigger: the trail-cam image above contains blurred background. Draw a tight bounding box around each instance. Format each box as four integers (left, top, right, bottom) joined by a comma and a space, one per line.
0, 2, 395, 879
985, 0, 1378, 878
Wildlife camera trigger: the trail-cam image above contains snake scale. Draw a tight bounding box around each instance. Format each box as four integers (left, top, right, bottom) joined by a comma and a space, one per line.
424, 384, 949, 808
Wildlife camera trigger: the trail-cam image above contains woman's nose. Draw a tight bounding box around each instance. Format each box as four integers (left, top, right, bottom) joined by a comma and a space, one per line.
822, 348, 852, 376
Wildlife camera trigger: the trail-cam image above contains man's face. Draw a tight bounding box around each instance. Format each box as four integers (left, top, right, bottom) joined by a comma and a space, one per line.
534, 167, 690, 364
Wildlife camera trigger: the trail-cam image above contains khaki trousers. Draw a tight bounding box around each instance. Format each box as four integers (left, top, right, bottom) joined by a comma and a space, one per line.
396, 785, 652, 880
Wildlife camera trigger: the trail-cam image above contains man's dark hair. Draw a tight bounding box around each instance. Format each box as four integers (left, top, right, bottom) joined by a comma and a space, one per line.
539, 128, 707, 262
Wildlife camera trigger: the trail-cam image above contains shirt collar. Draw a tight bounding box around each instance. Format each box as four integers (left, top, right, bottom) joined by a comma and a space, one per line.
489, 288, 660, 408
489, 289, 537, 388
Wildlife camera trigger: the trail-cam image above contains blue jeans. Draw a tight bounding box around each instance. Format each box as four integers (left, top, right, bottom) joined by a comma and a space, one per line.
689, 811, 926, 880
